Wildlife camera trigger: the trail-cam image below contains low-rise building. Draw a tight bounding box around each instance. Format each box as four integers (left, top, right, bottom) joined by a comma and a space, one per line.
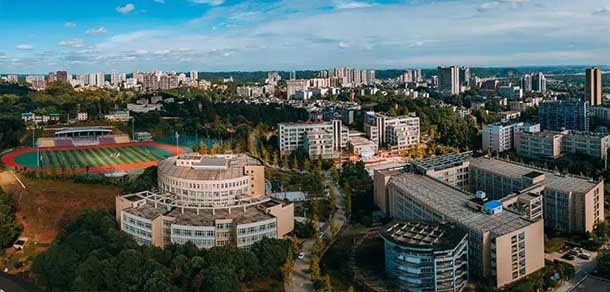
515, 130, 563, 159
380, 221, 469, 292
515, 130, 610, 160
348, 136, 378, 158
104, 110, 130, 122
116, 154, 294, 249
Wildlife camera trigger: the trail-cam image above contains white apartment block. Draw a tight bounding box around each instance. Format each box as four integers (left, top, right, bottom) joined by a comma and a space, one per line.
364, 112, 420, 151
278, 120, 348, 158
482, 122, 539, 153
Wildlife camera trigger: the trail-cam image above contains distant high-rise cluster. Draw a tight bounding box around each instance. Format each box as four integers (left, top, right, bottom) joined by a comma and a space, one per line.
521, 72, 546, 93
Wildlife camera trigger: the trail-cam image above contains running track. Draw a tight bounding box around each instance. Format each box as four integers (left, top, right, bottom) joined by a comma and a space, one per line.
1, 141, 186, 174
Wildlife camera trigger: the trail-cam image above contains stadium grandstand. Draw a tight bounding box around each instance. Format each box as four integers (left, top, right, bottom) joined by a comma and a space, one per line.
37, 126, 131, 148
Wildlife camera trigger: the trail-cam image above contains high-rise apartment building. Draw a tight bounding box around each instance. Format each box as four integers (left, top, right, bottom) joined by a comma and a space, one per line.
285, 79, 309, 99
56, 71, 68, 83
438, 66, 461, 95
190, 70, 198, 81
521, 74, 533, 92
585, 67, 603, 106
531, 72, 546, 93
538, 100, 589, 131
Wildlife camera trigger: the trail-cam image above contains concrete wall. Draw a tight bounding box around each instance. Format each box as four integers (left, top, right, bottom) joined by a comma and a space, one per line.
494, 220, 545, 288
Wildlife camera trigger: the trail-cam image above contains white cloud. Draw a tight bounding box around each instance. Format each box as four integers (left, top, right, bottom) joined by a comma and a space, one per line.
116, 3, 136, 14
64, 22, 77, 28
333, 1, 374, 10
592, 7, 610, 15
191, 0, 225, 5
86, 27, 109, 36
338, 42, 351, 49
16, 44, 33, 50
59, 38, 85, 48
153, 0, 165, 3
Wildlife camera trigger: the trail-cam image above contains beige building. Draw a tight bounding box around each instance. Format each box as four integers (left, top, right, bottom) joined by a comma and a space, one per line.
515, 130, 610, 160
378, 172, 544, 288
469, 157, 604, 234
514, 130, 563, 159
586, 67, 603, 106
411, 152, 472, 190
116, 154, 294, 249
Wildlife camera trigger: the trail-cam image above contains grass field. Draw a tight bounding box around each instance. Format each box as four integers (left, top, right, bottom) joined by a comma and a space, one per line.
14, 145, 173, 169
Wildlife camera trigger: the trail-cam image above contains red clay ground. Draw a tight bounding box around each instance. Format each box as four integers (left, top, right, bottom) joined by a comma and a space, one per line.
1, 141, 186, 174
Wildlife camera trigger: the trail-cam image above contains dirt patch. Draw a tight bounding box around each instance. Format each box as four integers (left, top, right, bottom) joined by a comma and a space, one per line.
7, 175, 121, 243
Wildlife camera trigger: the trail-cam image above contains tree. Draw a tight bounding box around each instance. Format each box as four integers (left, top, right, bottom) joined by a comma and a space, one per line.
597, 249, 610, 278
0, 191, 23, 248
202, 265, 240, 292
272, 152, 279, 167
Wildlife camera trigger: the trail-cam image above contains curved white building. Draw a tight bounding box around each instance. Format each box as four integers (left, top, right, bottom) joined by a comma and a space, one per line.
116, 154, 294, 249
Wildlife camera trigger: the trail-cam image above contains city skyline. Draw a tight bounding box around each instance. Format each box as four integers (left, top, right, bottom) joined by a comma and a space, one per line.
1, 0, 610, 73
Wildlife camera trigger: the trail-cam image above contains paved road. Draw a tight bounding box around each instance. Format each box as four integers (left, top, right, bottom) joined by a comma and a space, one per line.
289, 172, 347, 292
545, 251, 598, 292
0, 272, 38, 292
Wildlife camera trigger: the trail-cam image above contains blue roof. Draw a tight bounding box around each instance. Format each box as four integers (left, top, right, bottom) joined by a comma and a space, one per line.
483, 200, 502, 209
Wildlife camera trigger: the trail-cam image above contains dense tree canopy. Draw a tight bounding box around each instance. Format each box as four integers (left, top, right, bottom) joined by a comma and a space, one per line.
32, 210, 291, 292
0, 190, 23, 248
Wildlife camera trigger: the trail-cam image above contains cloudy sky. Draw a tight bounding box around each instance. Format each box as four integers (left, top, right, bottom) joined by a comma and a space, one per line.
0, 0, 609, 73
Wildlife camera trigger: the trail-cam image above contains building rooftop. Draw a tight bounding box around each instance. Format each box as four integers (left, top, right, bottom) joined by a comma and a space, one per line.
158, 154, 262, 181
411, 152, 472, 172
124, 198, 281, 226
389, 173, 536, 237
470, 157, 599, 194
380, 221, 467, 252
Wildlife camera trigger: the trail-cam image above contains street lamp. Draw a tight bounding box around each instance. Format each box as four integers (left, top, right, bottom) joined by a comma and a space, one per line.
129, 116, 135, 141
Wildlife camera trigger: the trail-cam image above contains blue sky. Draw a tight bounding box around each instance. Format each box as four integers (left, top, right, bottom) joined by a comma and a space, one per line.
0, 0, 609, 73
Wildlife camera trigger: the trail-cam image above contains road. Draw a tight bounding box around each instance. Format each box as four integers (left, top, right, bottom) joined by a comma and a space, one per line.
545, 251, 598, 292
288, 172, 347, 292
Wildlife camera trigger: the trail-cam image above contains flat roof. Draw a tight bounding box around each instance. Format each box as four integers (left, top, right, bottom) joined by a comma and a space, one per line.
388, 173, 536, 237
55, 127, 113, 135
380, 221, 467, 251
411, 152, 472, 171
158, 154, 262, 181
469, 157, 599, 194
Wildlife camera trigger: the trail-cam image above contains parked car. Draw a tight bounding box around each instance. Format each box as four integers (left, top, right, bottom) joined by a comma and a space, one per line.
298, 252, 305, 260
578, 253, 591, 260
562, 254, 575, 260
319, 232, 326, 239
12, 237, 28, 250
568, 249, 579, 256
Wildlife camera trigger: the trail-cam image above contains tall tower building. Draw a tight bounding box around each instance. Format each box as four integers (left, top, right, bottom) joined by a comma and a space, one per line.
438, 66, 460, 95
531, 72, 546, 93
190, 70, 198, 81
586, 67, 603, 106
521, 74, 533, 92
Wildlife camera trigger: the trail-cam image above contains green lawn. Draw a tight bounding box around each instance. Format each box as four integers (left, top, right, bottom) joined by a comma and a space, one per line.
15, 146, 173, 169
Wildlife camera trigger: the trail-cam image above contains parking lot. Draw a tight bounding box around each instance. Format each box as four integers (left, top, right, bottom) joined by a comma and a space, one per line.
545, 248, 599, 292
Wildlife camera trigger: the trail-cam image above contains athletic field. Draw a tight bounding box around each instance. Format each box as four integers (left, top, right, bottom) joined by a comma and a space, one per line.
1, 142, 185, 173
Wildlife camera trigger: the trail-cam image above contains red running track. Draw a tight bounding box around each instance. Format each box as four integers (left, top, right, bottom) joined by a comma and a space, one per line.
1, 141, 186, 174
